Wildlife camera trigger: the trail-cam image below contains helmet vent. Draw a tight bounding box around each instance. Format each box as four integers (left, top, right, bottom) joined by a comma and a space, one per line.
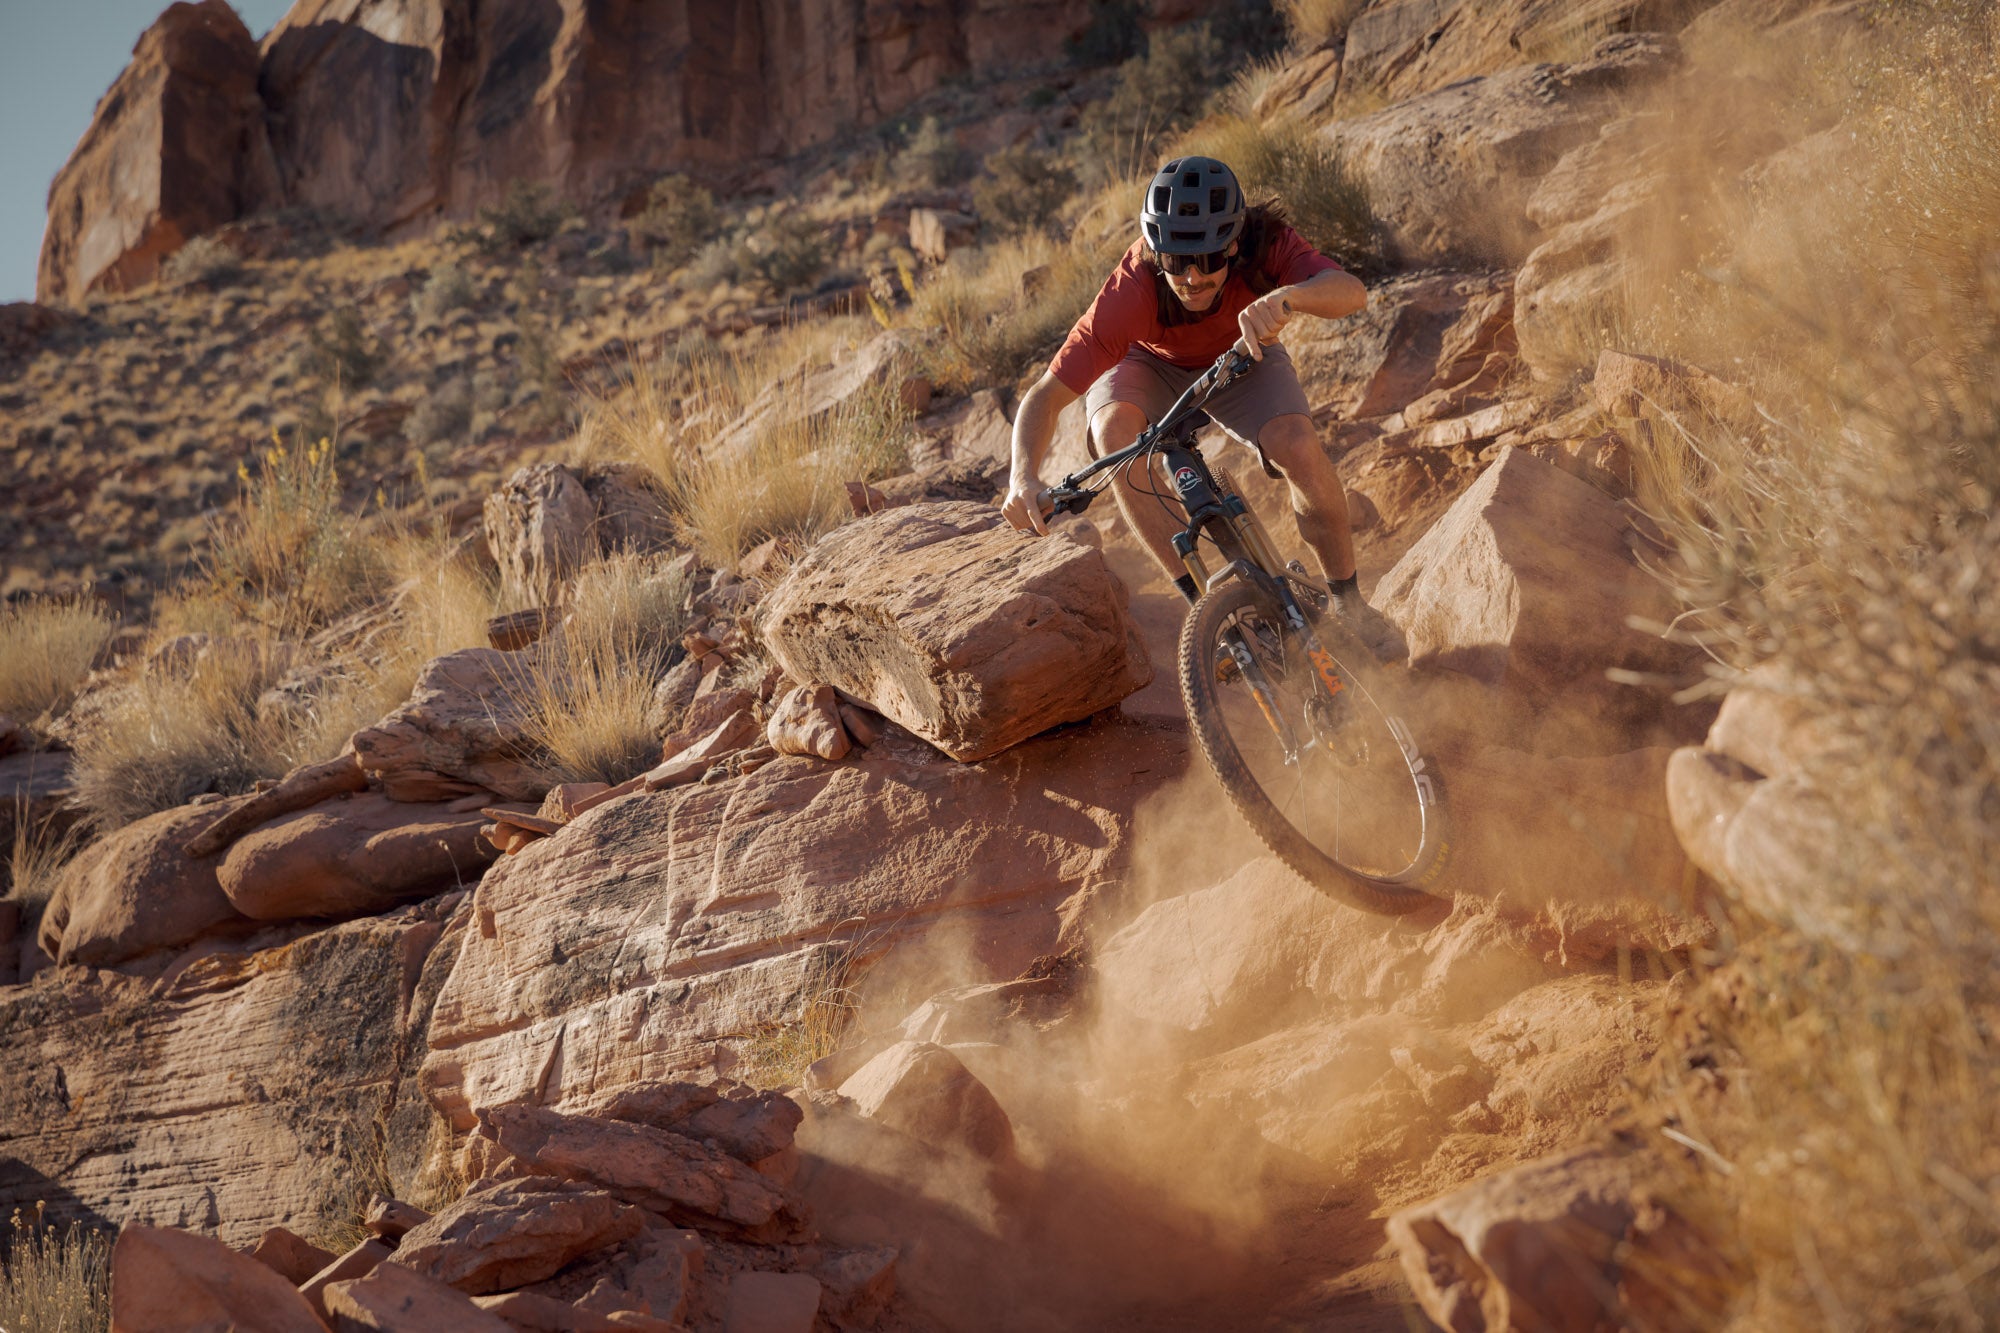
1152, 186, 1171, 213
1209, 187, 1229, 213
1169, 228, 1205, 242
1181, 170, 1201, 187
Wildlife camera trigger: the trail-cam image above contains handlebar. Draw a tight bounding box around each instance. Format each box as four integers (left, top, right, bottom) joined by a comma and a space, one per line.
1041, 344, 1258, 517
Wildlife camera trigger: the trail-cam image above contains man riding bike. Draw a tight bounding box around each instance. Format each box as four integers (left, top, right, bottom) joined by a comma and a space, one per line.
1000, 156, 1399, 657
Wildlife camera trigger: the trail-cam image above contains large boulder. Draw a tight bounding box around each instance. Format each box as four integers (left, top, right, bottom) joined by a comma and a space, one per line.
1372, 447, 1697, 729
391, 1176, 645, 1295
836, 1041, 1015, 1161
36, 1, 275, 302
39, 798, 257, 968
1286, 271, 1516, 422
483, 463, 672, 601
110, 1224, 328, 1333
0, 898, 463, 1245
1665, 666, 1880, 949
216, 790, 504, 921
1322, 35, 1681, 267
419, 712, 1183, 1122
758, 502, 1151, 762
1387, 1147, 1640, 1333
350, 648, 546, 802
482, 1105, 810, 1240
324, 1260, 514, 1332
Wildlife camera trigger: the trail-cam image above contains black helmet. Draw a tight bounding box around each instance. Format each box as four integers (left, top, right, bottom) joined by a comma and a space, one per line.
1140, 156, 1245, 254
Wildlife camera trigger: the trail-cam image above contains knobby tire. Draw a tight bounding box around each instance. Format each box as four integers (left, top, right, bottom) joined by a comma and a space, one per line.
1177, 580, 1450, 917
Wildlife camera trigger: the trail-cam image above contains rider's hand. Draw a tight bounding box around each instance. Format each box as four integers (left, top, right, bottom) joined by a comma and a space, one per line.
1237, 291, 1295, 361
1002, 474, 1051, 536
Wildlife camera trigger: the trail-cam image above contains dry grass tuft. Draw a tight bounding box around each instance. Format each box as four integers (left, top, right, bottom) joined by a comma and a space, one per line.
1621, 8, 2000, 1326
906, 230, 1117, 394
1183, 115, 1384, 274
0, 600, 114, 730
203, 430, 387, 639
70, 645, 291, 831
515, 550, 692, 787
0, 1207, 112, 1333
737, 935, 868, 1090
1274, 0, 1366, 51
8, 800, 87, 929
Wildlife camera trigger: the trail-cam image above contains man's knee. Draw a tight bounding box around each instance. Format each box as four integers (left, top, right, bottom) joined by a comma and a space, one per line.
1090, 400, 1148, 457
1255, 414, 1326, 474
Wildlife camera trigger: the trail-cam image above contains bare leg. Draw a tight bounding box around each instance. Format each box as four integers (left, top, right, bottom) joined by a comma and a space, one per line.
1090, 400, 1188, 582
1255, 414, 1356, 582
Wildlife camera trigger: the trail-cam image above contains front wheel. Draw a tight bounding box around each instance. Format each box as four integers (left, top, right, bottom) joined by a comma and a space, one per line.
1178, 579, 1451, 915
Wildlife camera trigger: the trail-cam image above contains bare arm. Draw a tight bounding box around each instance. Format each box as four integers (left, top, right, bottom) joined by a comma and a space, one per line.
1001, 371, 1081, 536
1236, 267, 1367, 358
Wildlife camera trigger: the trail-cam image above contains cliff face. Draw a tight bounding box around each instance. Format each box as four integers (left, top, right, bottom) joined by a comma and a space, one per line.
38, 0, 1090, 303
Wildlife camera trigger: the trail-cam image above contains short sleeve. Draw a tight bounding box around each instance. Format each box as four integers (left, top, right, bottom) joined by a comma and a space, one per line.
1262, 224, 1340, 287
1049, 254, 1153, 394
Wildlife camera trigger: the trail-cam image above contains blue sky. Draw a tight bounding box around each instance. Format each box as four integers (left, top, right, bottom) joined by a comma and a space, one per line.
1, 0, 294, 304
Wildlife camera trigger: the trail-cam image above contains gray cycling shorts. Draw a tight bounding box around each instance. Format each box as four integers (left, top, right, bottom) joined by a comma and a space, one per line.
1083, 343, 1311, 474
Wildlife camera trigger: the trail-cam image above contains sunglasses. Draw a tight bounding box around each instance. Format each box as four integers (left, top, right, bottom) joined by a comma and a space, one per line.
1156, 249, 1231, 277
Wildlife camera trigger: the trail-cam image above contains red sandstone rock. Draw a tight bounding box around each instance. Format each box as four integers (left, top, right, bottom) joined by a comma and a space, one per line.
362, 1197, 431, 1242
483, 1104, 809, 1240
758, 502, 1151, 761
581, 1083, 804, 1167
722, 1271, 821, 1333
350, 648, 546, 802
302, 1238, 393, 1322
837, 1041, 1015, 1161
324, 1259, 513, 1331
37, 1, 275, 302
110, 1224, 328, 1333
246, 1225, 336, 1285
392, 1176, 644, 1295
215, 791, 501, 921
765, 684, 850, 761
41, 798, 256, 968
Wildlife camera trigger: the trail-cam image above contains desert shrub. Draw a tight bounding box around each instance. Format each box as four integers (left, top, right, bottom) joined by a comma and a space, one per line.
1274, 0, 1366, 49
0, 599, 114, 729
412, 263, 475, 322
1185, 115, 1384, 273
972, 145, 1080, 238
473, 180, 569, 251
1076, 25, 1225, 183
907, 231, 1116, 393
891, 116, 970, 190
161, 234, 242, 288
300, 307, 385, 391
71, 645, 289, 830
684, 234, 743, 293
737, 941, 866, 1089
516, 551, 691, 786
1617, 8, 2000, 1326
0, 1209, 111, 1333
740, 214, 831, 298
406, 376, 473, 445
629, 173, 724, 269
203, 431, 387, 638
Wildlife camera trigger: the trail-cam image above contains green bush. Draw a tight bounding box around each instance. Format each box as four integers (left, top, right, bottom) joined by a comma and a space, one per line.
972, 146, 1080, 237
629, 173, 725, 269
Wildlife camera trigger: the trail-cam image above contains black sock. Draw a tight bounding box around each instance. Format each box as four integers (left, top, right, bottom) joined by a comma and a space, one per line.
1172, 573, 1200, 604
1330, 573, 1359, 610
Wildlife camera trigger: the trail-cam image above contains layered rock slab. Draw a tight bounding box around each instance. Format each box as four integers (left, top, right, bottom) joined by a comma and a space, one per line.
421, 714, 1183, 1124
0, 899, 459, 1245
758, 502, 1151, 762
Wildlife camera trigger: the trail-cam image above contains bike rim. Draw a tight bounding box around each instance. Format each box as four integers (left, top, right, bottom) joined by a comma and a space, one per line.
1211, 603, 1436, 884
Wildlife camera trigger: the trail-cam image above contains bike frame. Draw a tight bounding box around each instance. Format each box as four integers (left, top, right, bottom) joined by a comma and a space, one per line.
1045, 347, 1349, 759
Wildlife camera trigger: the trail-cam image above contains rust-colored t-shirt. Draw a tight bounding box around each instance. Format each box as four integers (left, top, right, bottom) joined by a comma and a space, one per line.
1048, 225, 1340, 394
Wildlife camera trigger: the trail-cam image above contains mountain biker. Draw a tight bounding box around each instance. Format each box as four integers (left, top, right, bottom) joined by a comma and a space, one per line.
1000, 156, 1399, 656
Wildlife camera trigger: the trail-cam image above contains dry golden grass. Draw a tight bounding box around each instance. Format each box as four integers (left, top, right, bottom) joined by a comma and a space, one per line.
905, 230, 1116, 395
0, 1207, 112, 1333
8, 802, 87, 922
1274, 0, 1366, 51
584, 318, 913, 569
203, 430, 388, 639
514, 550, 691, 787
0, 599, 114, 730
737, 933, 868, 1090
1182, 114, 1384, 273
70, 644, 291, 831
1619, 8, 2000, 1327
